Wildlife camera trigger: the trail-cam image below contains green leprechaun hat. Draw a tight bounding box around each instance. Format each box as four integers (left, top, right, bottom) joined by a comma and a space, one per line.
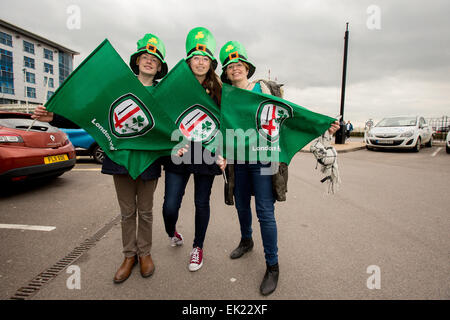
185, 27, 218, 70
219, 40, 256, 84
129, 33, 168, 79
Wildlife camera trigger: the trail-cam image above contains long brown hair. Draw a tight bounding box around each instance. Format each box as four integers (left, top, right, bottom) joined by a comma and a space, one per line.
202, 66, 222, 107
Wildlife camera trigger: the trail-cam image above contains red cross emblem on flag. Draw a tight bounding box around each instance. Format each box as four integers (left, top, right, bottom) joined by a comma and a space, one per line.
256, 100, 293, 142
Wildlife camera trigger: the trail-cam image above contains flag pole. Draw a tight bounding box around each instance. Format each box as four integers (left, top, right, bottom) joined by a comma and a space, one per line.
335, 22, 350, 144
26, 78, 49, 131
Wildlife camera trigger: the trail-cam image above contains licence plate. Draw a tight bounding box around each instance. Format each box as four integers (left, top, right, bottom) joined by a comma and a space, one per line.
382, 140, 394, 144
44, 154, 69, 164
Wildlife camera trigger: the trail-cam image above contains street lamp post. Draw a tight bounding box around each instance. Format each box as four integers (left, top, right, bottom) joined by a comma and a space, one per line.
335, 22, 350, 144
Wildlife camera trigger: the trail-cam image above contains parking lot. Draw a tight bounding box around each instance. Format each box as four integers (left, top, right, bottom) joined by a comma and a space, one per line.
0, 146, 449, 300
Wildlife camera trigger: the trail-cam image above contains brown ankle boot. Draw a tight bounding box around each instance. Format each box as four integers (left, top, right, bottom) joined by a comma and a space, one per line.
113, 255, 137, 284
139, 254, 155, 278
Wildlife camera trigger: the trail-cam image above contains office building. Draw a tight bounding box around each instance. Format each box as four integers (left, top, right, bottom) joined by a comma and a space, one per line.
0, 19, 79, 106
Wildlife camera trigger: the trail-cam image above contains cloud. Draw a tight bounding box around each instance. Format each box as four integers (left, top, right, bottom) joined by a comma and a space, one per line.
1, 0, 449, 126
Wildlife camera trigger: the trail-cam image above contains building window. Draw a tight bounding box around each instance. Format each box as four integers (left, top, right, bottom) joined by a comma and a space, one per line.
47, 91, 55, 100
1, 69, 14, 81
24, 56, 35, 69
44, 76, 54, 88
0, 31, 13, 47
26, 87, 36, 98
0, 81, 14, 95
26, 72, 35, 84
59, 51, 73, 85
23, 40, 35, 54
0, 48, 14, 94
44, 62, 53, 74
44, 48, 53, 61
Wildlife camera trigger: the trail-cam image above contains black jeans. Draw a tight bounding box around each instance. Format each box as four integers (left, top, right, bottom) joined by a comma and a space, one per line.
162, 170, 215, 249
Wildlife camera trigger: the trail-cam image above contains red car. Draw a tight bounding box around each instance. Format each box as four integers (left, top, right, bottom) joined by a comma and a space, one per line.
0, 111, 76, 182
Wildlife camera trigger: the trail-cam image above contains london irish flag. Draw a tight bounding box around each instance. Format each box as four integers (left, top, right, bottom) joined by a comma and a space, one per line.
44, 39, 177, 179
220, 83, 336, 163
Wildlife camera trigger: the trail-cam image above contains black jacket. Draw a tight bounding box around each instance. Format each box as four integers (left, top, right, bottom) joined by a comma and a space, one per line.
162, 142, 222, 176
101, 154, 161, 181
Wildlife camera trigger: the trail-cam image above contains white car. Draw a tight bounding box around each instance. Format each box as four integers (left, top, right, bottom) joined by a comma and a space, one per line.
446, 131, 450, 154
365, 116, 433, 152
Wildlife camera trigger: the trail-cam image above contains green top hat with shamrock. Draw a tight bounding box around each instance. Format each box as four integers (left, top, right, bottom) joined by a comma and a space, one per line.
219, 40, 256, 84
129, 33, 168, 79
185, 27, 218, 70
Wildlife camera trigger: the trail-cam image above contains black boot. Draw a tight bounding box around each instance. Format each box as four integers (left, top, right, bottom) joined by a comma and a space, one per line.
230, 238, 254, 259
260, 263, 279, 296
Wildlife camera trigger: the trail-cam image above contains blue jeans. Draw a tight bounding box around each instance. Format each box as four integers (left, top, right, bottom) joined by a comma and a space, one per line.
162, 170, 215, 249
234, 163, 278, 265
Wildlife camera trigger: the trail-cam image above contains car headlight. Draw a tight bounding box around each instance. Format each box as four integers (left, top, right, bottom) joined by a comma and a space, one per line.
400, 131, 414, 137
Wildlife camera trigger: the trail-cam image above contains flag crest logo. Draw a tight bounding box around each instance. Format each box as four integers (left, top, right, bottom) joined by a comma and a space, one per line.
176, 105, 219, 144
256, 100, 293, 142
109, 93, 154, 138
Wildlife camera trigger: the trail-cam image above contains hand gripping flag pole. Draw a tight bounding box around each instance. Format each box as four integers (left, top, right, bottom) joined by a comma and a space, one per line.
26, 79, 49, 132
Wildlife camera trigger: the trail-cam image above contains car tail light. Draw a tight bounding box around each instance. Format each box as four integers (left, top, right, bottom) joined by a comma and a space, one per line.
0, 135, 24, 144
62, 133, 70, 146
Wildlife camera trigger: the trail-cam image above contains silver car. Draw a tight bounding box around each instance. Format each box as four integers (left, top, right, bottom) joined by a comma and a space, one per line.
365, 116, 433, 152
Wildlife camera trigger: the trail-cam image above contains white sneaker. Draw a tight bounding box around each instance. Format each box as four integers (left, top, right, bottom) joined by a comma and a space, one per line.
189, 247, 203, 272
170, 231, 184, 247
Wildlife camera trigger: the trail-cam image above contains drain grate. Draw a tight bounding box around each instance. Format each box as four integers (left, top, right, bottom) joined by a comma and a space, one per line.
9, 215, 120, 300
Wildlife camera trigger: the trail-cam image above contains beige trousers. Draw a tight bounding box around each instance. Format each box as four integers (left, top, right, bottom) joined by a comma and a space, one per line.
113, 175, 158, 258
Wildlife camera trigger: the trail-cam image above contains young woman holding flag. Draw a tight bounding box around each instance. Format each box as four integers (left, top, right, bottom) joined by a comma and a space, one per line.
32, 33, 169, 284
161, 27, 225, 272
219, 40, 340, 295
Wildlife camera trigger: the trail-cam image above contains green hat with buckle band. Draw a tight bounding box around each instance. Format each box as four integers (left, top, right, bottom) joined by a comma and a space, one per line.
185, 27, 218, 70
129, 33, 168, 79
219, 40, 256, 84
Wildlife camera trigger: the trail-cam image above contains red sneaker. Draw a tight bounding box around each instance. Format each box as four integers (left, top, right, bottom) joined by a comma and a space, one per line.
189, 247, 203, 271
170, 231, 184, 247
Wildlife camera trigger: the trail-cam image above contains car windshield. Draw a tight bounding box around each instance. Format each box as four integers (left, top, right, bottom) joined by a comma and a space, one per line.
0, 117, 59, 132
376, 117, 417, 127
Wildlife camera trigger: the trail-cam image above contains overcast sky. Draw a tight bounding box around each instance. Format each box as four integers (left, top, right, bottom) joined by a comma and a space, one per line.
1, 0, 449, 127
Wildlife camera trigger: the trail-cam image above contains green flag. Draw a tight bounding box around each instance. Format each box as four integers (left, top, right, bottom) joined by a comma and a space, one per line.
220, 83, 335, 163
152, 59, 222, 153
44, 39, 178, 179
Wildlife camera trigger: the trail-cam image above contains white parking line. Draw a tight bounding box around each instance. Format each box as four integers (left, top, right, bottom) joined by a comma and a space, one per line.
72, 168, 101, 171
0, 224, 56, 231
431, 148, 442, 157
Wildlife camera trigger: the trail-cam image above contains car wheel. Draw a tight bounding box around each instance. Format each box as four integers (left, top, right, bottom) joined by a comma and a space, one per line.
366, 145, 373, 151
425, 136, 433, 148
413, 138, 421, 152
446, 145, 450, 154
92, 145, 105, 164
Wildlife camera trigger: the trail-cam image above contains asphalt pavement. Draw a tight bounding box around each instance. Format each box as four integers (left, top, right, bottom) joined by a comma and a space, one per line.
1, 140, 449, 302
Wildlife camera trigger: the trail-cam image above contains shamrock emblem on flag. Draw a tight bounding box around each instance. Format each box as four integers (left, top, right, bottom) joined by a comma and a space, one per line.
176, 105, 220, 144
109, 93, 154, 138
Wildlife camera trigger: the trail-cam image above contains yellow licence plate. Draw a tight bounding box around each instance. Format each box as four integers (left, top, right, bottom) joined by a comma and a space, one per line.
44, 154, 69, 164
